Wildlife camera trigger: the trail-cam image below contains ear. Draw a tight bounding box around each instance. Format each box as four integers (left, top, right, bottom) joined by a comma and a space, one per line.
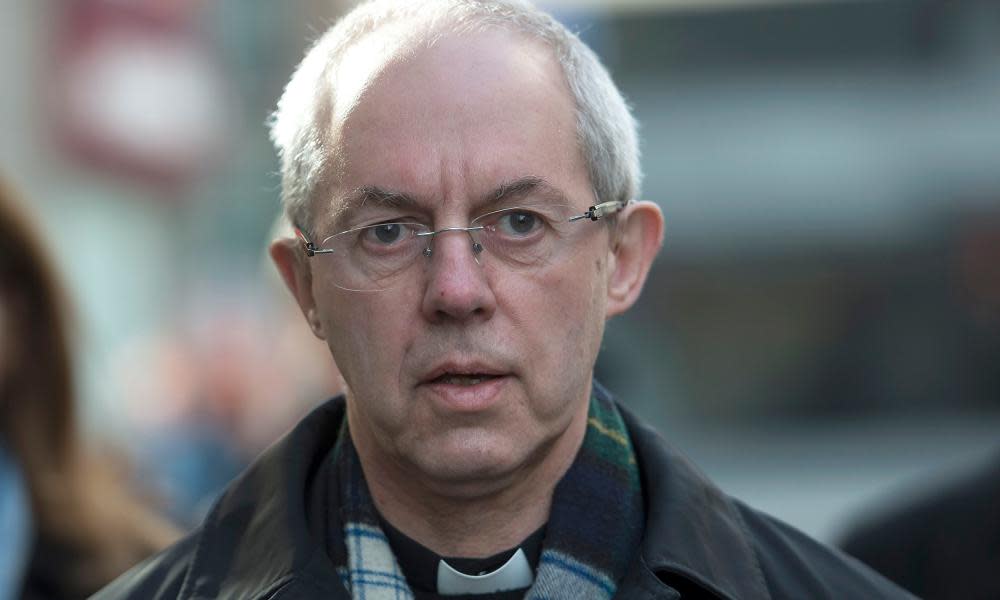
269, 237, 327, 340
605, 200, 664, 318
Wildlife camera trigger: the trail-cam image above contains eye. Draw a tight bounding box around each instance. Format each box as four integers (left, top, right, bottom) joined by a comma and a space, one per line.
374, 223, 402, 244
361, 222, 417, 246
497, 211, 541, 236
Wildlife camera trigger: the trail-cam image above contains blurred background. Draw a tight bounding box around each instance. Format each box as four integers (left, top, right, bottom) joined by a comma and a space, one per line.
1, 0, 998, 540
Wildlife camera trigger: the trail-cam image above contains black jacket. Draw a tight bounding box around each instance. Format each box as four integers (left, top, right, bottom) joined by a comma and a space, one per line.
92, 390, 914, 599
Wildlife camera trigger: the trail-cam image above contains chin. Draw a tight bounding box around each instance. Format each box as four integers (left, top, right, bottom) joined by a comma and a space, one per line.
410, 430, 532, 486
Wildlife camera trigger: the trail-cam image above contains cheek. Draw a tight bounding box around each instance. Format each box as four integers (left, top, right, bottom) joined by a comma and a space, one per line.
510, 253, 607, 375
321, 288, 404, 389
562, 253, 609, 365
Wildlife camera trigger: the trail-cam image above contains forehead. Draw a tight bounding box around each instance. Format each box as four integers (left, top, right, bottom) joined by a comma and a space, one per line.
321, 27, 587, 223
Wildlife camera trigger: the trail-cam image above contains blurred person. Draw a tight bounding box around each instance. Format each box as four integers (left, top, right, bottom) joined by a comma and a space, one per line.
0, 177, 178, 599
111, 329, 242, 528
0, 428, 32, 600
839, 450, 1000, 600
95, 1, 912, 598
112, 220, 344, 527
114, 294, 342, 527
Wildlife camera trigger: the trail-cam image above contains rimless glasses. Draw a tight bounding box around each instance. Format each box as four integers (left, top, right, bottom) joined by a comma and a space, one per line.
295, 200, 624, 292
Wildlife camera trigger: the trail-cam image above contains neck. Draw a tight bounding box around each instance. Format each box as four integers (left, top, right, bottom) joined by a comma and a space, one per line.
353, 403, 589, 558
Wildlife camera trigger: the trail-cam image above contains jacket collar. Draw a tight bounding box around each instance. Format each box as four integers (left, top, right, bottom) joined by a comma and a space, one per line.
179, 389, 770, 600
608, 384, 769, 600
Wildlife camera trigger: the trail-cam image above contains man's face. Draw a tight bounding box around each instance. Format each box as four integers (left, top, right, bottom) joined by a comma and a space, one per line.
305, 29, 613, 490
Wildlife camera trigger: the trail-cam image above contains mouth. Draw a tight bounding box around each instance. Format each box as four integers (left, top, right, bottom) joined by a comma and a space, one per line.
422, 361, 509, 385
428, 373, 504, 386
419, 363, 511, 411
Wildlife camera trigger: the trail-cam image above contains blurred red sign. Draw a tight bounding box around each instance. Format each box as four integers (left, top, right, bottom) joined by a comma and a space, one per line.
51, 0, 232, 190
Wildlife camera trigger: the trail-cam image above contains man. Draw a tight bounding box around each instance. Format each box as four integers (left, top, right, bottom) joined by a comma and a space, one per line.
94, 1, 914, 598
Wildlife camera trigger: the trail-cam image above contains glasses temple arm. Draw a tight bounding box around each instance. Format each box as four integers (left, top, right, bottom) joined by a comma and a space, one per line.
569, 200, 626, 222
293, 226, 338, 257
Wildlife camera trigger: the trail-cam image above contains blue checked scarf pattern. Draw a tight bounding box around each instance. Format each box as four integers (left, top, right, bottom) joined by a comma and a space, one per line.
329, 390, 645, 599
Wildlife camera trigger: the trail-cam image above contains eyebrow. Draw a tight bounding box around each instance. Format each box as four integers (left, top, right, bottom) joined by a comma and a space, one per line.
487, 176, 569, 208
322, 186, 420, 230
340, 185, 420, 215
331, 176, 569, 225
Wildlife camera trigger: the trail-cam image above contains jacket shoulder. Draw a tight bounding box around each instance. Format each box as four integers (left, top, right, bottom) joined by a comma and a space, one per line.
612, 391, 915, 600
89, 530, 199, 600
90, 397, 351, 600
735, 502, 917, 600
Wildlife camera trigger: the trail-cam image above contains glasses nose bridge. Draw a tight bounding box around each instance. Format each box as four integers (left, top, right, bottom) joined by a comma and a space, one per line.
418, 226, 485, 260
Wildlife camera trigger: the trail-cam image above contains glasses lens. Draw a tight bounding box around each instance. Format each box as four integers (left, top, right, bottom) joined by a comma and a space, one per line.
471, 204, 579, 268
310, 205, 596, 291
318, 222, 428, 291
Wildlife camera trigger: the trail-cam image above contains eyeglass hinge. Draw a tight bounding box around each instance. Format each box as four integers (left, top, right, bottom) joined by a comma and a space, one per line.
586, 201, 624, 221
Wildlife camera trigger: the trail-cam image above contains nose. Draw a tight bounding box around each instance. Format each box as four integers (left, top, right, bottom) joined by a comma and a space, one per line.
420, 229, 497, 323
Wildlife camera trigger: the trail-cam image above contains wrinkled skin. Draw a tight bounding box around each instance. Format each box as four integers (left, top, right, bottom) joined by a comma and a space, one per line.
272, 27, 663, 555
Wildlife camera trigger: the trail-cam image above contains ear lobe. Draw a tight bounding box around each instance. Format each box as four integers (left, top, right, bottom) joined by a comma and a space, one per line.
605, 201, 665, 318
269, 238, 326, 340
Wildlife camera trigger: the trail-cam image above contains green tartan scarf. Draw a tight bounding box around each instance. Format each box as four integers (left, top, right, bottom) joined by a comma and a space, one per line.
329, 388, 645, 599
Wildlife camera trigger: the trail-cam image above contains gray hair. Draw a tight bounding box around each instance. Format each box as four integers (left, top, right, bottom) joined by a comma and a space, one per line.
269, 0, 640, 232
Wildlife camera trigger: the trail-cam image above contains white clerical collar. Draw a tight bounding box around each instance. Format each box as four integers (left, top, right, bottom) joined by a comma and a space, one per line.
436, 547, 534, 595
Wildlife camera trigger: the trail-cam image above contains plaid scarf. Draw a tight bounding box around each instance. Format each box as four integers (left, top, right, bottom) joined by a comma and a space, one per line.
328, 389, 644, 599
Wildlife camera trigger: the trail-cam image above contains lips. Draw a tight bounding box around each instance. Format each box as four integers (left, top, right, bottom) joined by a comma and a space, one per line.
419, 361, 511, 411
421, 362, 508, 385
430, 373, 502, 386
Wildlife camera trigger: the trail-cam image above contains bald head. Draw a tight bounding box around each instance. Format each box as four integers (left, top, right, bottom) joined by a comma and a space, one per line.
269, 0, 640, 233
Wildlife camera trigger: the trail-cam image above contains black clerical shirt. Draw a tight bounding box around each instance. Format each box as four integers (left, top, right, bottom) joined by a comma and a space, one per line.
379, 516, 545, 600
